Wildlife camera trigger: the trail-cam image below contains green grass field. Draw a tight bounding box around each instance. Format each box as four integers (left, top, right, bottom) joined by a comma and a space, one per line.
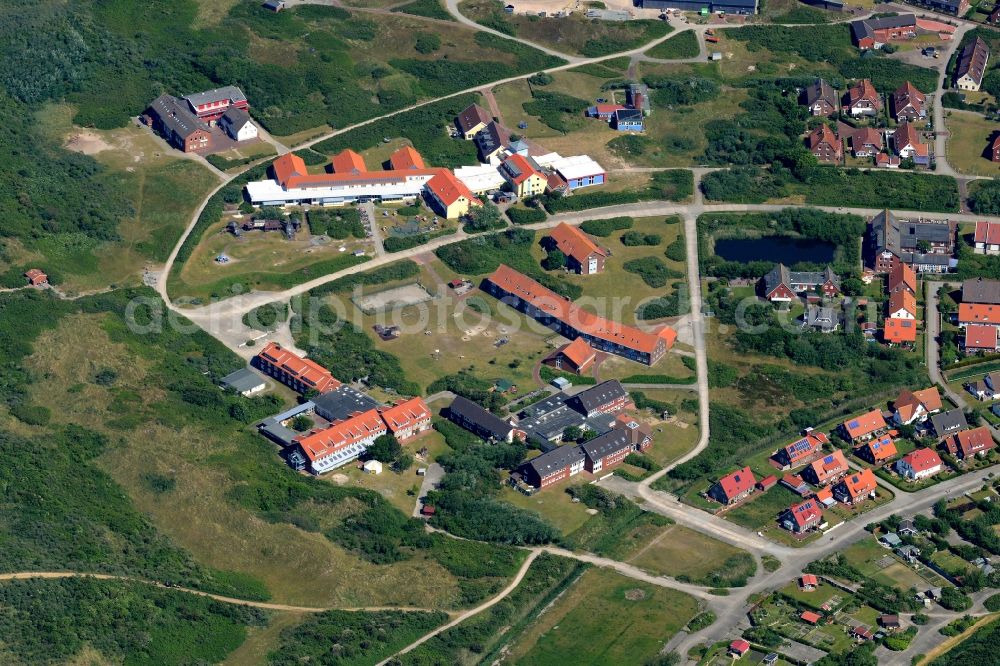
945, 109, 1000, 177
499, 567, 700, 665
627, 524, 754, 585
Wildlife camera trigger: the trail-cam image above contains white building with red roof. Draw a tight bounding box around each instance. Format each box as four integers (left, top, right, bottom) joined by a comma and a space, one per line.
290, 409, 388, 474
895, 448, 943, 480
379, 397, 432, 443
964, 324, 999, 353
781, 499, 823, 533
974, 220, 1000, 255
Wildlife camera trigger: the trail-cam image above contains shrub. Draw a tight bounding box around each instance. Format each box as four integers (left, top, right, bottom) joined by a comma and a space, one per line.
621, 230, 661, 246
580, 217, 633, 236
506, 206, 546, 225
623, 256, 683, 288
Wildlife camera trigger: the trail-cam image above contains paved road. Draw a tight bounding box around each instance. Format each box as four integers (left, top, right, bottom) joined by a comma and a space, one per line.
930, 22, 974, 179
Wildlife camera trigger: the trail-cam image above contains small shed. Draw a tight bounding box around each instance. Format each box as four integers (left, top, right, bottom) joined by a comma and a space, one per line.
728, 640, 750, 657
710, 52, 722, 61
263, 0, 286, 11
363, 460, 383, 475
421, 504, 436, 516
220, 368, 267, 397
799, 574, 819, 590
551, 376, 571, 390
24, 268, 48, 286
878, 614, 901, 630
416, 467, 427, 476
800, 610, 821, 625
757, 475, 778, 491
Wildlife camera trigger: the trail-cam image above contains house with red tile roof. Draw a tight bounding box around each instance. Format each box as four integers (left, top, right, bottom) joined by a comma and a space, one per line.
254, 342, 340, 394
846, 79, 882, 117
887, 290, 917, 320
587, 103, 627, 120
389, 146, 426, 171
801, 610, 822, 624
23, 269, 48, 286
800, 574, 819, 590
546, 223, 610, 275
959, 303, 1000, 328
803, 450, 850, 486
895, 448, 943, 480
425, 170, 480, 219
814, 486, 836, 507
782, 499, 824, 533
942, 426, 996, 459
892, 122, 930, 166
379, 397, 431, 443
855, 434, 897, 465
708, 466, 757, 505
774, 432, 829, 468
841, 409, 888, 442
892, 81, 926, 122
290, 409, 387, 474
851, 127, 883, 158
884, 318, 917, 345
993, 136, 1000, 163
892, 387, 942, 425
499, 153, 547, 198
807, 124, 842, 162
331, 149, 367, 174
547, 337, 597, 375
974, 220, 1000, 254
484, 265, 676, 365
964, 324, 999, 353
757, 475, 778, 491
729, 640, 751, 657
888, 261, 917, 295
834, 468, 878, 504
781, 473, 811, 496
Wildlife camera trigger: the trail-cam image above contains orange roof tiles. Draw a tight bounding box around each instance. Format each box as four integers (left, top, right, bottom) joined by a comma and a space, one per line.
714, 466, 757, 501
331, 149, 367, 174
959, 303, 1000, 326
256, 342, 340, 393
426, 170, 477, 207
888, 290, 917, 318
888, 261, 917, 294
974, 221, 1000, 245
965, 324, 998, 350
860, 434, 897, 462
843, 409, 887, 440
808, 449, 849, 484
295, 409, 386, 462
269, 152, 442, 191
884, 318, 917, 343
389, 146, 425, 171
548, 223, 608, 266
488, 264, 675, 356
561, 337, 596, 369
379, 397, 431, 434
894, 387, 942, 422
502, 153, 544, 186
945, 426, 995, 458
839, 468, 878, 499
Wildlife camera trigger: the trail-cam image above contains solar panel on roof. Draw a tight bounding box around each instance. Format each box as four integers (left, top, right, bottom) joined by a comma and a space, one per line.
823, 455, 834, 464
849, 420, 859, 428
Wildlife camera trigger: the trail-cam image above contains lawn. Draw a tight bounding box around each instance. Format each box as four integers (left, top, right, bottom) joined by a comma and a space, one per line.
842, 537, 947, 589
780, 581, 846, 609
500, 481, 594, 537
945, 109, 1000, 177
498, 567, 700, 665
627, 524, 755, 586
724, 483, 802, 530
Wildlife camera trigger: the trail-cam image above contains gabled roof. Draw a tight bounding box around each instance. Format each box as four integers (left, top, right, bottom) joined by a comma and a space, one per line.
221, 106, 253, 128
581, 429, 633, 463
847, 79, 880, 108
931, 408, 968, 436
852, 126, 883, 147
959, 303, 1000, 325
893, 81, 925, 115
389, 146, 426, 171
256, 342, 340, 393
379, 397, 430, 433
295, 409, 386, 461
548, 222, 608, 265
331, 149, 367, 174
781, 432, 828, 464
945, 426, 995, 457
888, 261, 917, 294
955, 37, 990, 86
843, 409, 887, 439
884, 318, 917, 343
808, 124, 839, 149
965, 324, 998, 350
860, 435, 897, 462
894, 387, 942, 419
426, 170, 476, 207
561, 337, 596, 368
893, 122, 924, 151
447, 396, 514, 440
888, 290, 917, 318
183, 85, 247, 109
456, 103, 492, 134
804, 78, 838, 107
525, 444, 586, 478
963, 277, 1000, 305
900, 447, 942, 472
573, 380, 628, 414
974, 223, 1000, 247
785, 499, 823, 528
500, 153, 545, 186
809, 450, 849, 483
148, 94, 210, 140
713, 466, 757, 500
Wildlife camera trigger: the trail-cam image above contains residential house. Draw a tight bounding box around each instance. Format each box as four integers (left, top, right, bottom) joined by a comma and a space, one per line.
930, 408, 968, 438
959, 303, 1000, 329
774, 432, 830, 468
897, 545, 921, 563
992, 136, 1000, 163
967, 378, 993, 400
877, 153, 902, 169
846, 79, 882, 117
146, 94, 211, 153
910, 0, 968, 13
182, 86, 249, 123
867, 210, 955, 274
803, 450, 850, 486
425, 170, 480, 219
942, 426, 996, 459
892, 387, 942, 425
892, 82, 926, 122
289, 409, 387, 474
855, 434, 898, 465
263, 0, 286, 11
379, 397, 432, 443
895, 448, 944, 480
807, 124, 843, 162
546, 223, 610, 275
833, 468, 879, 504
499, 153, 547, 197
986, 371, 1000, 393
815, 486, 836, 507
781, 474, 811, 496
880, 532, 903, 548
484, 265, 676, 365
973, 223, 1000, 255
456, 104, 492, 140
518, 445, 587, 489
219, 107, 257, 142
23, 269, 48, 286
884, 318, 917, 345
253, 342, 340, 394
581, 428, 647, 474
800, 574, 819, 590
803, 78, 839, 116
851, 127, 883, 158
547, 337, 598, 375
892, 123, 930, 166
879, 615, 902, 631
447, 395, 521, 443
897, 519, 918, 536
782, 499, 824, 533
729, 640, 751, 658
758, 475, 778, 490
888, 261, 917, 296
474, 121, 512, 162
852, 626, 875, 642
965, 325, 999, 353
587, 103, 627, 120
805, 306, 839, 333
887, 290, 917, 320
954, 37, 990, 92
708, 466, 757, 505
842, 409, 888, 442
760, 264, 841, 302
850, 15, 917, 49
612, 108, 644, 131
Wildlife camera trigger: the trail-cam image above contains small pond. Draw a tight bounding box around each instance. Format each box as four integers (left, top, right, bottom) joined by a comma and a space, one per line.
713, 236, 836, 264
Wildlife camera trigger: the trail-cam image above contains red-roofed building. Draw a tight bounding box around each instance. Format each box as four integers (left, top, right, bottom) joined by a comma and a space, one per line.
895, 448, 943, 480
846, 79, 882, 117
887, 290, 917, 320
942, 426, 996, 459
852, 626, 874, 641
708, 466, 757, 505
964, 324, 999, 352
814, 486, 836, 507
884, 318, 917, 345
851, 127, 883, 158
330, 149, 367, 174
892, 122, 930, 165
757, 475, 778, 491
800, 574, 819, 590
842, 409, 888, 442
379, 397, 431, 443
974, 220, 1000, 254
254, 342, 340, 394
548, 337, 597, 375
807, 124, 842, 162
782, 499, 824, 533
801, 611, 822, 625
834, 468, 878, 504
290, 409, 387, 474
803, 450, 850, 486
23, 269, 48, 286
389, 146, 426, 171
425, 170, 480, 219
855, 434, 897, 465
892, 81, 926, 122
484, 265, 675, 365
729, 640, 750, 657
888, 261, 917, 295
892, 387, 942, 425
781, 473, 811, 496
588, 103, 627, 119
547, 223, 610, 275
774, 432, 829, 468
959, 303, 1000, 328
499, 153, 547, 198
993, 136, 1000, 163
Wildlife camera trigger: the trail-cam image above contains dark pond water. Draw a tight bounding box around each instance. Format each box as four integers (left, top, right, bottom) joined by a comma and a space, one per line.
714, 236, 836, 264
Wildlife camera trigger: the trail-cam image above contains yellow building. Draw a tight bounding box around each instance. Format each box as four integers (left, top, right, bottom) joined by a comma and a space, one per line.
499, 153, 548, 198
425, 170, 480, 219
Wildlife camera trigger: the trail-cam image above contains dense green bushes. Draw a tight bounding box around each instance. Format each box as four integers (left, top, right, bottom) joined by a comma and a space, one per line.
242, 301, 289, 331
507, 206, 547, 225
522, 90, 590, 132
621, 230, 662, 246
970, 179, 1000, 214
543, 171, 694, 213
383, 228, 456, 253
580, 216, 633, 237
929, 617, 1000, 665
623, 256, 683, 288
307, 208, 365, 239
646, 30, 700, 59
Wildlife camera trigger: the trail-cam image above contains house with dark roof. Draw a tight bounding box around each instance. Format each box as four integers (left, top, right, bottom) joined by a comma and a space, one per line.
804, 306, 839, 333
637, 0, 757, 15
708, 466, 757, 505
146, 94, 211, 153
182, 86, 249, 123
612, 109, 644, 132
955, 37, 990, 92
931, 408, 968, 438
546, 223, 609, 275
802, 79, 839, 116
447, 395, 520, 443
519, 445, 587, 489
964, 278, 1000, 304
570, 380, 630, 417
474, 121, 513, 162
313, 385, 380, 423
851, 127, 883, 158
892, 82, 926, 123
761, 264, 840, 303
219, 107, 257, 142
850, 15, 917, 50
581, 429, 638, 473
220, 368, 266, 397
456, 103, 492, 140
867, 210, 955, 273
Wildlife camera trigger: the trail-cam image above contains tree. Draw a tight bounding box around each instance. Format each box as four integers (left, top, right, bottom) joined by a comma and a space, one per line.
939, 586, 972, 611
841, 277, 865, 297
291, 415, 312, 432
917, 239, 931, 253
464, 201, 504, 233
542, 248, 567, 271
366, 434, 403, 463
562, 426, 583, 442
